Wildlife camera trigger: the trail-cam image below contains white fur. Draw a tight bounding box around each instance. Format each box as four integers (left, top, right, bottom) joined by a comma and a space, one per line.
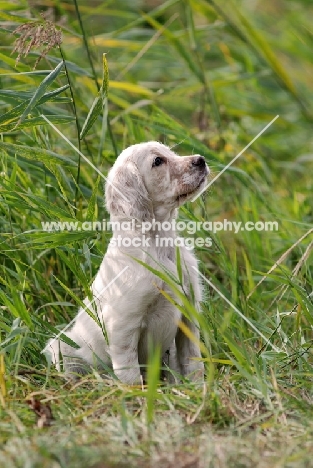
47, 142, 209, 384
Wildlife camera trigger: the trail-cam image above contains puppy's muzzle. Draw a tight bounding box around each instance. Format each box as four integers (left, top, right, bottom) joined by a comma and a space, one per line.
191, 155, 209, 178
192, 155, 206, 168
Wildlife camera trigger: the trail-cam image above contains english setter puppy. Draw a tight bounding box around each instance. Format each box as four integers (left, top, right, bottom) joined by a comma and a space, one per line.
47, 141, 209, 384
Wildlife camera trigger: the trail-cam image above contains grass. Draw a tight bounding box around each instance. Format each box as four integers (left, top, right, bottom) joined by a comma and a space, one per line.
0, 0, 313, 466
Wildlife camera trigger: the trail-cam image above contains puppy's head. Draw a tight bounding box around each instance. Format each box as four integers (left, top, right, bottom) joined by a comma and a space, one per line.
105, 142, 209, 221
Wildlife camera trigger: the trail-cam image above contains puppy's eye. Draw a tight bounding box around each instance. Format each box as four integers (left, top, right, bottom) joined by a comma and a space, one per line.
152, 156, 163, 167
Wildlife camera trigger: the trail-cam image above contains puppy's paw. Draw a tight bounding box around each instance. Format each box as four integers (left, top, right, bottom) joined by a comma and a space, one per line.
183, 359, 204, 383
188, 367, 204, 383
114, 367, 142, 385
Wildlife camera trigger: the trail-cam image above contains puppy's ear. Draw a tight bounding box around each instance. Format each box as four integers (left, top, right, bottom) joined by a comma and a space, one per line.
105, 161, 153, 220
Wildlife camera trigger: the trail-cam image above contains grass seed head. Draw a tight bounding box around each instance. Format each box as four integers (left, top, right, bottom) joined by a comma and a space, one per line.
12, 13, 62, 69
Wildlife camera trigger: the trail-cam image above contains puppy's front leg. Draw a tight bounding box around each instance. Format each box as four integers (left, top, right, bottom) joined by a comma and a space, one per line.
175, 316, 204, 382
103, 291, 146, 385
109, 325, 141, 384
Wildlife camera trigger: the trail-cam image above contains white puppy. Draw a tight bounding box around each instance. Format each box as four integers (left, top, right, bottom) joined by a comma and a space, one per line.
47, 141, 209, 384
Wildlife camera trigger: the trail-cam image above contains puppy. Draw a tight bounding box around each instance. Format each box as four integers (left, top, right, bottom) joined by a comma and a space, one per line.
47, 142, 209, 384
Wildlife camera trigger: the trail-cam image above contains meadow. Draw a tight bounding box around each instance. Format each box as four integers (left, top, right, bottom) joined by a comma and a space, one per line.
0, 0, 313, 466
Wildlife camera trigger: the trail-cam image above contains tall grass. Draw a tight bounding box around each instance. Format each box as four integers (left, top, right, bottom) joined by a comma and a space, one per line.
0, 0, 312, 466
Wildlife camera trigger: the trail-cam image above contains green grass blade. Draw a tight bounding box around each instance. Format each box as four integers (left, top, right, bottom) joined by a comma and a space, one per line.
0, 85, 70, 106
53, 276, 102, 329
17, 61, 64, 126
79, 54, 109, 140
175, 245, 183, 285
0, 85, 70, 129
0, 142, 77, 166
146, 339, 161, 425
86, 175, 101, 221
1, 115, 75, 133
0, 290, 32, 329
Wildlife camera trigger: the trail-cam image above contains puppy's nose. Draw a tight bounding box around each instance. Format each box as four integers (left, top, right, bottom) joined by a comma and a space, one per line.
192, 155, 206, 168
